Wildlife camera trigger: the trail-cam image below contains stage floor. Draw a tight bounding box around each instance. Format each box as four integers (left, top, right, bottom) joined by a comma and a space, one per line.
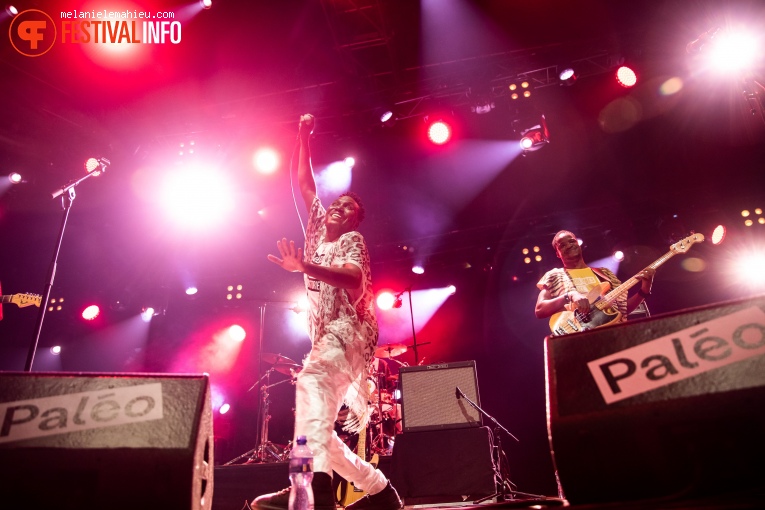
211, 462, 764, 510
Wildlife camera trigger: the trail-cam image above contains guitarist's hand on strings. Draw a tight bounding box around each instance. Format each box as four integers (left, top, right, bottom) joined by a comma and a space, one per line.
569, 290, 591, 315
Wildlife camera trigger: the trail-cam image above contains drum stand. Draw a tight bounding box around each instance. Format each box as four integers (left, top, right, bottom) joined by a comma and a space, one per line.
223, 368, 293, 465
369, 376, 388, 455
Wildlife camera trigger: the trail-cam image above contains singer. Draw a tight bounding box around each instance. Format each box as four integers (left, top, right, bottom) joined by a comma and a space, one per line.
249, 116, 403, 510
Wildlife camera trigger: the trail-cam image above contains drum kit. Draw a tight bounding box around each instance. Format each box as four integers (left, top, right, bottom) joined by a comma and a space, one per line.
227, 343, 409, 465
364, 343, 407, 455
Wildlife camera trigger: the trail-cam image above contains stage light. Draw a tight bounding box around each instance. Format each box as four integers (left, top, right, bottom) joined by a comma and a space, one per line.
559, 67, 578, 86
84, 157, 109, 177
344, 157, 356, 168
738, 254, 765, 286
84, 158, 100, 172
219, 403, 230, 415
253, 148, 279, 175
711, 225, 726, 245
5, 5, 18, 16
509, 80, 533, 99
376, 291, 404, 310
8, 172, 22, 184
160, 165, 235, 231
412, 265, 424, 275
741, 208, 763, 227
707, 30, 760, 74
50, 346, 61, 355
426, 119, 452, 145
200, 0, 212, 9
613, 250, 625, 261
186, 286, 198, 296
292, 295, 309, 314
226, 284, 243, 301
519, 115, 550, 153
228, 325, 246, 342
616, 66, 637, 88
141, 307, 155, 322
380, 111, 393, 123
468, 85, 495, 114
82, 305, 100, 321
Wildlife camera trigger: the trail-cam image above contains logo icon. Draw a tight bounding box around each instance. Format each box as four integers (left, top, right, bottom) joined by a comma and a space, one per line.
9, 9, 56, 57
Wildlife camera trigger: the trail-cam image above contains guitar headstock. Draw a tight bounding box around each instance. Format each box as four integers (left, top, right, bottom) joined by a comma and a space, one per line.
670, 233, 705, 253
11, 293, 42, 308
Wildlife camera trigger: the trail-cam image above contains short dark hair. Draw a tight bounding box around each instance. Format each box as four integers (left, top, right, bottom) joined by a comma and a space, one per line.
552, 230, 576, 249
340, 191, 366, 224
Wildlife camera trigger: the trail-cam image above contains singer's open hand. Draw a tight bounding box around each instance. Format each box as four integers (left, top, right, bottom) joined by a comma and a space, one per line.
267, 238, 306, 273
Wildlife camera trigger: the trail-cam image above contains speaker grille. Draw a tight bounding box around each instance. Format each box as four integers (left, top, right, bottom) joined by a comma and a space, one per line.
400, 361, 481, 432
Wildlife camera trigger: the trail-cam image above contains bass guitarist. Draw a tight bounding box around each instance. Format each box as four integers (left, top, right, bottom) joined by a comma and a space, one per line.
535, 230, 655, 334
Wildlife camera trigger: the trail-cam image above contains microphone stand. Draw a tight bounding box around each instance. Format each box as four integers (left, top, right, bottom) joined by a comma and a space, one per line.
26, 159, 110, 372
456, 386, 554, 504
395, 287, 424, 365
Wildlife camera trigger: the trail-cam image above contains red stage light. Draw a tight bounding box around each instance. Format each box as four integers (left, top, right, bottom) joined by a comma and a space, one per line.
616, 66, 637, 88
427, 120, 452, 145
82, 304, 100, 320
711, 225, 726, 245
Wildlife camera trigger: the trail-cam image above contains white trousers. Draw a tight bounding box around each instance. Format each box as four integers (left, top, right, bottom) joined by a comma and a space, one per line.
294, 333, 388, 495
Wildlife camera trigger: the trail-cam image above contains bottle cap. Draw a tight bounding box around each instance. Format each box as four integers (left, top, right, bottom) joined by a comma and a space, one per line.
296, 435, 307, 445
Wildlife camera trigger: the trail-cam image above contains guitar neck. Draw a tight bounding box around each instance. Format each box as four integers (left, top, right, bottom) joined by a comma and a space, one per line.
356, 426, 367, 462
597, 250, 676, 309
1, 295, 12, 304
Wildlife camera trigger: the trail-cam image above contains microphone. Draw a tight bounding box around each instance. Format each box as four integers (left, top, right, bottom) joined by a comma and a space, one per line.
297, 114, 315, 141
686, 27, 720, 54
300, 114, 314, 127
455, 386, 461, 400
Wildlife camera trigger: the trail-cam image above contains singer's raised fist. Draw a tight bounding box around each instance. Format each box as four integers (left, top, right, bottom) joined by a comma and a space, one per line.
298, 114, 315, 140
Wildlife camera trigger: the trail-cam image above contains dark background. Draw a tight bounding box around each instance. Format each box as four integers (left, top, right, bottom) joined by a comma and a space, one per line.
1, 0, 764, 497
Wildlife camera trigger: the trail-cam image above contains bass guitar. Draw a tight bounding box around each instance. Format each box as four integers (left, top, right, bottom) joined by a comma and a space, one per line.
2, 293, 42, 308
336, 424, 379, 506
549, 233, 704, 336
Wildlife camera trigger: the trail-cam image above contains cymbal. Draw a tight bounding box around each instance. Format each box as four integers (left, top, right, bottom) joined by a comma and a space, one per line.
262, 353, 297, 365
273, 362, 303, 376
375, 344, 407, 358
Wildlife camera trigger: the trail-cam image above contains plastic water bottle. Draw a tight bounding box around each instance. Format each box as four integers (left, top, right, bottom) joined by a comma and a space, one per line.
288, 435, 314, 510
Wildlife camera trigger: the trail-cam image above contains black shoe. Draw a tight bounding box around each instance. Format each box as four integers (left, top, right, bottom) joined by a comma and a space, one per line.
345, 482, 402, 510
251, 472, 336, 510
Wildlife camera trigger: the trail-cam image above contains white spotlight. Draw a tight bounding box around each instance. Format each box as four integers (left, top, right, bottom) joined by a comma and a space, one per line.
228, 324, 246, 342
141, 307, 155, 322
8, 172, 22, 184
200, 0, 212, 9
344, 157, 356, 168
254, 148, 280, 174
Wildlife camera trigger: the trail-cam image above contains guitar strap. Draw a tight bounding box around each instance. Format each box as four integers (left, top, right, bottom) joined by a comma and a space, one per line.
590, 267, 610, 283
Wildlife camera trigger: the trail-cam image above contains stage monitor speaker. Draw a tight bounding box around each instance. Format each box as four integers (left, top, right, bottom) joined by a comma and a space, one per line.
390, 426, 496, 504
399, 360, 481, 432
546, 294, 765, 506
0, 371, 214, 510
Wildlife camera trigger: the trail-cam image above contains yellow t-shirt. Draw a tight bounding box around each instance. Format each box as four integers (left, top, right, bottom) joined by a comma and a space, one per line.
566, 268, 601, 294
